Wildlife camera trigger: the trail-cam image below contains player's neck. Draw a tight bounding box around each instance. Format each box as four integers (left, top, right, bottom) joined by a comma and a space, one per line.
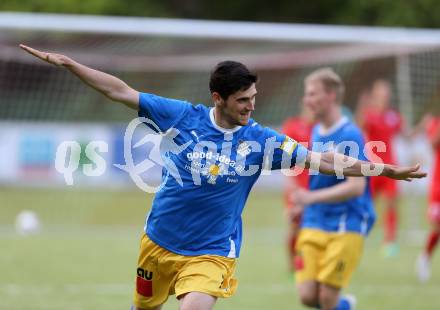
213, 107, 238, 129
320, 107, 342, 130
300, 111, 315, 124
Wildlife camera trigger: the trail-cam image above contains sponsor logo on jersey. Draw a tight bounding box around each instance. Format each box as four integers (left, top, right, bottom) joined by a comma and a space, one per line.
203, 163, 224, 184
190, 130, 203, 142
186, 151, 245, 173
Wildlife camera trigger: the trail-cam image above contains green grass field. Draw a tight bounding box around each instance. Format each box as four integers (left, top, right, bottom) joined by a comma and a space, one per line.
0, 187, 438, 309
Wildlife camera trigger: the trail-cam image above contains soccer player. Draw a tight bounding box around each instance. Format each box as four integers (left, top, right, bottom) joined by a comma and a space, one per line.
416, 111, 440, 282
282, 104, 314, 272
291, 68, 374, 310
19, 44, 425, 310
357, 79, 403, 257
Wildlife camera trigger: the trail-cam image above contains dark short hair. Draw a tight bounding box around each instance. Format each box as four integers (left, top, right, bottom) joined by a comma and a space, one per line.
209, 61, 258, 100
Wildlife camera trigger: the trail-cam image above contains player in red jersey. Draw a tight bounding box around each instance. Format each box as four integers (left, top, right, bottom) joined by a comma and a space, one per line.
357, 80, 403, 257
282, 104, 314, 272
416, 112, 440, 282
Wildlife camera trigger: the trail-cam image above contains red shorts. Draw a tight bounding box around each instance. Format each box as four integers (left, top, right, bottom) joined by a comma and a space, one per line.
370, 175, 398, 198
428, 202, 440, 225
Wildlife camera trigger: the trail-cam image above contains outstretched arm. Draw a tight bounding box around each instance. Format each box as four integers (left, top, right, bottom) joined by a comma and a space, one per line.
305, 151, 426, 181
19, 44, 139, 110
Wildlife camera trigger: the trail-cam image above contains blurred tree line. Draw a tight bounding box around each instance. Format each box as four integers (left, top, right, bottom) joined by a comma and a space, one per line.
1, 0, 440, 28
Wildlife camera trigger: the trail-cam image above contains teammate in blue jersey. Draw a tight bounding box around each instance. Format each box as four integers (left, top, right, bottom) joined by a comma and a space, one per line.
20, 44, 426, 310
291, 68, 375, 310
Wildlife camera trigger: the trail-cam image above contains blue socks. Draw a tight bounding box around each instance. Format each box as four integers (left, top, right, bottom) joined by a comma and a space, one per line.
333, 296, 351, 310
317, 295, 354, 310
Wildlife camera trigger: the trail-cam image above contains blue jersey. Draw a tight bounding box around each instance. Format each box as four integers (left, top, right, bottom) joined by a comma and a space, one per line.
301, 118, 376, 235
138, 93, 308, 257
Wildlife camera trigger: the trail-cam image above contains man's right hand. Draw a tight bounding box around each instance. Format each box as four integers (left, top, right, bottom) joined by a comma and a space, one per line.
20, 44, 72, 67
19, 43, 139, 110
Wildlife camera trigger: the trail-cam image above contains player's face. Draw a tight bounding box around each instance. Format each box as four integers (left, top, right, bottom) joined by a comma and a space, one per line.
303, 80, 334, 119
220, 83, 257, 126
371, 81, 391, 111
301, 100, 316, 123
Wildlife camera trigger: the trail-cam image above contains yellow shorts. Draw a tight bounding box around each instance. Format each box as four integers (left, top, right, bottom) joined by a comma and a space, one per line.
295, 228, 364, 288
133, 234, 238, 309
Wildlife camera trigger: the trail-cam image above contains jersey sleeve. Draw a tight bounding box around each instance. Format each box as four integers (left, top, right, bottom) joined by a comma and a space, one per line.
263, 127, 309, 170
138, 92, 191, 132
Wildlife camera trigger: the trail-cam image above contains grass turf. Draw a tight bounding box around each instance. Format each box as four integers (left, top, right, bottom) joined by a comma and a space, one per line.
0, 187, 438, 309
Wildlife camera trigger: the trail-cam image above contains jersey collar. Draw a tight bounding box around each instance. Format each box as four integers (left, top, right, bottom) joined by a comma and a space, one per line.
318, 116, 348, 136
209, 108, 242, 134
